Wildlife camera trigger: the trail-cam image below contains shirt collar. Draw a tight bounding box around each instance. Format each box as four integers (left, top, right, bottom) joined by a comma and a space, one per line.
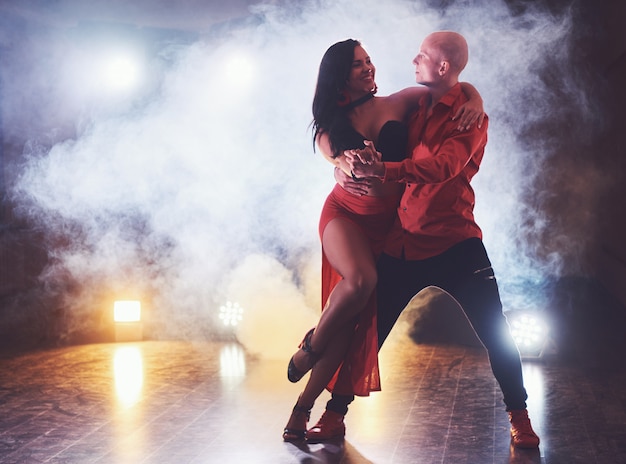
438, 82, 463, 108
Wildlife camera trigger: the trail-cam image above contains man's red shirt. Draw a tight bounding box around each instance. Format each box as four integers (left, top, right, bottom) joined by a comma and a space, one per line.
382, 83, 489, 260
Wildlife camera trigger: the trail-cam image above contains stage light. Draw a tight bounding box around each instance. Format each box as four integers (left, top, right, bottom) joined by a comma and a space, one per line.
114, 300, 141, 322
99, 51, 143, 94
218, 301, 244, 327
62, 37, 148, 112
114, 300, 143, 342
209, 50, 256, 102
507, 311, 549, 359
223, 53, 255, 86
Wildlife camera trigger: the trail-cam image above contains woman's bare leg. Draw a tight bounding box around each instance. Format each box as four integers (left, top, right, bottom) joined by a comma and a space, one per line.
285, 218, 376, 433
290, 218, 377, 372
283, 324, 353, 435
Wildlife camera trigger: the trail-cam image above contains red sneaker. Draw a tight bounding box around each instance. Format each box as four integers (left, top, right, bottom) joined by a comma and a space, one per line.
306, 409, 346, 443
508, 409, 540, 448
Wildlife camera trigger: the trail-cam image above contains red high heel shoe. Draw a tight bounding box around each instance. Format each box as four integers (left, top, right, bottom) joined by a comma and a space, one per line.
287, 328, 319, 383
282, 402, 313, 442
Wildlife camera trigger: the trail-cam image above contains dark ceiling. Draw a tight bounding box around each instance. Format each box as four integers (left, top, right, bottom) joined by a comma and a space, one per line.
0, 0, 263, 30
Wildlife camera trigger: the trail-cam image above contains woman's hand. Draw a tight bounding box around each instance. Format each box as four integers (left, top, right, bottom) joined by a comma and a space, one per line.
453, 100, 485, 131
455, 82, 486, 131
345, 141, 381, 165
344, 141, 385, 179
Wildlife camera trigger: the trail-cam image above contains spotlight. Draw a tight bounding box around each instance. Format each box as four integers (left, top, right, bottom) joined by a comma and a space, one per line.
507, 310, 549, 360
218, 301, 244, 327
99, 50, 143, 94
63, 33, 148, 111
114, 300, 141, 322
222, 53, 255, 90
114, 300, 143, 342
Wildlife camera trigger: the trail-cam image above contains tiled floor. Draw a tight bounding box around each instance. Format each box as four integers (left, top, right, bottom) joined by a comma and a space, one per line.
1, 316, 625, 464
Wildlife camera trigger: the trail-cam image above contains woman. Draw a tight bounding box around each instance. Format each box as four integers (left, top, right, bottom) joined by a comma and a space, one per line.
283, 38, 483, 442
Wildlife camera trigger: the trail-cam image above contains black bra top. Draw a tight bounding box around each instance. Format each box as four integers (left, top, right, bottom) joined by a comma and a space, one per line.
376, 120, 408, 163
335, 120, 408, 163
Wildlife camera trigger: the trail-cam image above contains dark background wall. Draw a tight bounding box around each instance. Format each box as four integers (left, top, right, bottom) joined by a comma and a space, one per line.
0, 0, 624, 355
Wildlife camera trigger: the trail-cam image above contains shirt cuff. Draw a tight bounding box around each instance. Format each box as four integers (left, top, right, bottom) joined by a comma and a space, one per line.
382, 162, 402, 183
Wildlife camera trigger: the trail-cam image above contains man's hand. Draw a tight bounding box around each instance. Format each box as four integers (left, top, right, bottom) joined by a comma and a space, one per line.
347, 140, 381, 165
344, 141, 385, 179
334, 167, 373, 196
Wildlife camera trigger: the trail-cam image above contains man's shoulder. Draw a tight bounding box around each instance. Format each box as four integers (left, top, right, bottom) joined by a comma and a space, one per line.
441, 83, 466, 107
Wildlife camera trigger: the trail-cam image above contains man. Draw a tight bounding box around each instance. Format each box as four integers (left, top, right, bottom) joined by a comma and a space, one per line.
309, 31, 540, 449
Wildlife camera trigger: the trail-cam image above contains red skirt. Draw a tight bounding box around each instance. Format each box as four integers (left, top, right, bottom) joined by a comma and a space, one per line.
318, 183, 401, 396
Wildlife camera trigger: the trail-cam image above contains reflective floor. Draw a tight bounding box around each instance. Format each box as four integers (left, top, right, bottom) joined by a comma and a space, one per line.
0, 326, 625, 464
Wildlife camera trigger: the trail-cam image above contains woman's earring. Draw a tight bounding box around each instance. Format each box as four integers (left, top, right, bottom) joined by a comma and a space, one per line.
337, 89, 351, 107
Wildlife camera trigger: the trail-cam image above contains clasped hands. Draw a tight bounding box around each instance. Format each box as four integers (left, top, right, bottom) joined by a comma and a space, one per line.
344, 140, 385, 180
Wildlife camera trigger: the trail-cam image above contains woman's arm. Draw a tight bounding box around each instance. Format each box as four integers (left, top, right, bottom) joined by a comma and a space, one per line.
392, 83, 485, 130
317, 132, 379, 173
457, 82, 485, 129
316, 132, 351, 175
317, 132, 374, 196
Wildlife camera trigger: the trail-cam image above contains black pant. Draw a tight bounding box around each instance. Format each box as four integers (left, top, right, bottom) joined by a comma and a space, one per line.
328, 238, 528, 414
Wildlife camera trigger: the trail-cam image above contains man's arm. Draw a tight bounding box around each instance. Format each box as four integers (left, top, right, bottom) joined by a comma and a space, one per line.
347, 119, 488, 184
333, 167, 372, 196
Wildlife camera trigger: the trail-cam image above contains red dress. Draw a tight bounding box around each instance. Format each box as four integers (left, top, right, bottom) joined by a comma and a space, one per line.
318, 121, 407, 396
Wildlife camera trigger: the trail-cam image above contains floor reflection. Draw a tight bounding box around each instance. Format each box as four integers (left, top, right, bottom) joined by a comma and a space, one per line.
113, 345, 144, 408
0, 337, 623, 463
219, 343, 246, 378
508, 444, 542, 464
286, 439, 345, 464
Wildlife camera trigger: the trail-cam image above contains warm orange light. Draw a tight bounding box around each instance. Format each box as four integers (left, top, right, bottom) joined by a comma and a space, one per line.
114, 300, 141, 322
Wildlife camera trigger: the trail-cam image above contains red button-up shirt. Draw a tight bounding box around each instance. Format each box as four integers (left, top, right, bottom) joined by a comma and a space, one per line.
382, 83, 489, 260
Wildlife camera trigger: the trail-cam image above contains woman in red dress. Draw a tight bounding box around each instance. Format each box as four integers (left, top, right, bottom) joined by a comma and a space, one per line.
283, 38, 483, 442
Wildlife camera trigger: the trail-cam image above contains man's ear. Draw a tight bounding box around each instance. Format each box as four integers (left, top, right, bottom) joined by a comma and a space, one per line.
438, 60, 450, 76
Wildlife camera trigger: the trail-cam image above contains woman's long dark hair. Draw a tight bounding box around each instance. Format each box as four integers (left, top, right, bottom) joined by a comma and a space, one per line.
311, 39, 362, 158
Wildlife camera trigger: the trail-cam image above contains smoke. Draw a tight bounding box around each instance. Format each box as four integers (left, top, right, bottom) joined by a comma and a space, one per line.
4, 0, 599, 351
